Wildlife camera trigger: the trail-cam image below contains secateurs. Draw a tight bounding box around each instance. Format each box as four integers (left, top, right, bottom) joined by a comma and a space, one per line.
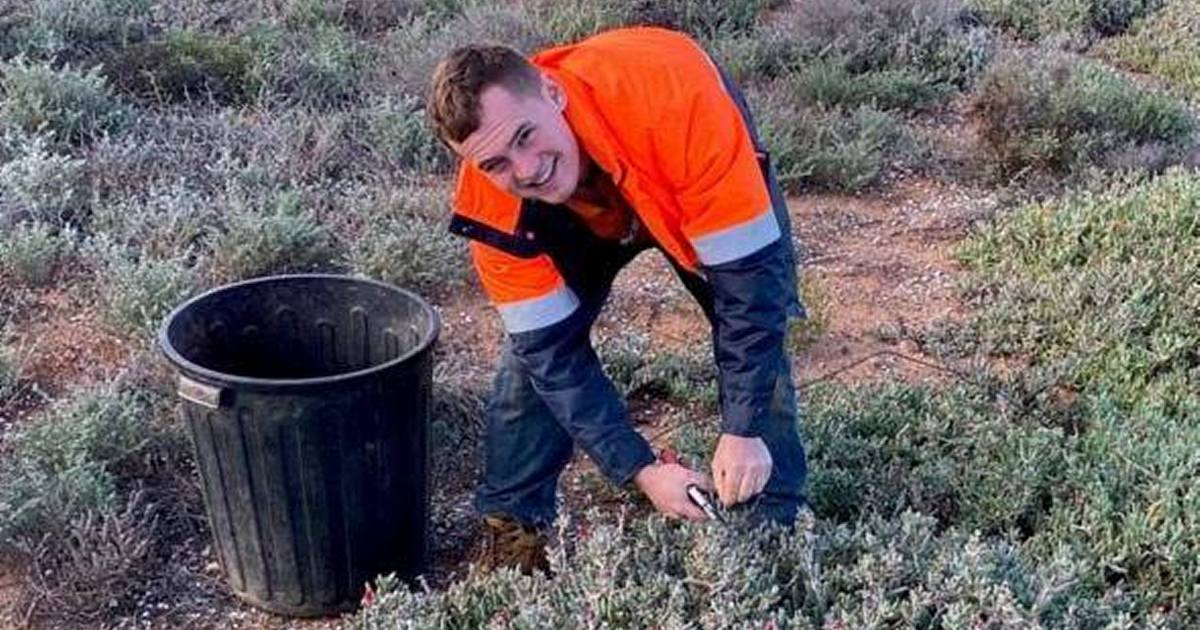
660, 448, 726, 524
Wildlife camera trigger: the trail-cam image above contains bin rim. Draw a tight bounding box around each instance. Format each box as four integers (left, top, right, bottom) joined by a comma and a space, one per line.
157, 273, 440, 390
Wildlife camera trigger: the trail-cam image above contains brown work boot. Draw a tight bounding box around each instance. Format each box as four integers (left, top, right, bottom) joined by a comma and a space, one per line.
475, 513, 550, 575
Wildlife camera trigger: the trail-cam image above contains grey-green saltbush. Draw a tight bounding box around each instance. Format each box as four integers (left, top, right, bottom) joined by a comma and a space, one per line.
790, 58, 951, 112
970, 0, 1164, 43
354, 509, 1113, 627
753, 86, 912, 192
249, 23, 367, 108
209, 191, 340, 282
361, 95, 453, 177
99, 30, 259, 106
372, 5, 548, 101
958, 169, 1200, 398
972, 51, 1195, 178
88, 238, 196, 340
598, 332, 718, 404
89, 183, 221, 261
0, 131, 87, 225
0, 56, 128, 145
787, 0, 993, 90
0, 221, 75, 286
0, 384, 150, 547
344, 186, 467, 293
0, 0, 151, 59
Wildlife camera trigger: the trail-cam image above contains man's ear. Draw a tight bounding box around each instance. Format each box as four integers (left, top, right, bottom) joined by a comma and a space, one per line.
542, 73, 566, 111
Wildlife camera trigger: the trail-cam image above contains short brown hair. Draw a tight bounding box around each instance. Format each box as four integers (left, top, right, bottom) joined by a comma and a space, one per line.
427, 45, 542, 144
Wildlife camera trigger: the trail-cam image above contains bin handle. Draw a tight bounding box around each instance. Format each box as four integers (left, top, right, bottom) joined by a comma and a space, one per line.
178, 375, 224, 409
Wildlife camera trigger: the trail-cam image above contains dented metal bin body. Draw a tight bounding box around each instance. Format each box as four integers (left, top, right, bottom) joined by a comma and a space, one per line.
158, 274, 438, 617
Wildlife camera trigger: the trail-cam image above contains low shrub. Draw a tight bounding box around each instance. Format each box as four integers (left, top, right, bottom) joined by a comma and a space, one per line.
954, 169, 1200, 615
957, 169, 1200, 399
88, 182, 222, 261
98, 31, 258, 106
753, 84, 913, 192
354, 508, 1110, 627
0, 56, 128, 145
1101, 0, 1200, 100
787, 0, 994, 90
249, 23, 368, 108
0, 132, 88, 225
0, 384, 151, 547
0, 0, 151, 60
342, 184, 468, 293
0, 221, 75, 286
358, 94, 454, 178
0, 341, 22, 403
971, 51, 1195, 179
208, 190, 341, 282
970, 0, 1165, 43
790, 58, 951, 112
597, 332, 718, 405
87, 238, 197, 339
372, 5, 548, 101
270, 0, 432, 33
20, 490, 161, 622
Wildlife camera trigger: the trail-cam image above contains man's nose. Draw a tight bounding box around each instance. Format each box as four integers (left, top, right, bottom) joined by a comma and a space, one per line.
512, 150, 540, 183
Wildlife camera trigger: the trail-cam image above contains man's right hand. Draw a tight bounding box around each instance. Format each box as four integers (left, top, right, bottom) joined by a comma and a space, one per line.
632, 462, 714, 521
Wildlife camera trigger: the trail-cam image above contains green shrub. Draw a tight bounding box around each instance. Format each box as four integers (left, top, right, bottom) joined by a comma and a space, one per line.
790, 58, 951, 112
89, 182, 222, 261
788, 0, 994, 90
597, 332, 718, 405
970, 0, 1164, 42
971, 51, 1195, 178
250, 23, 367, 107
0, 132, 87, 225
373, 5, 548, 101
753, 84, 912, 192
209, 190, 340, 282
271, 0, 434, 33
0, 221, 75, 286
359, 94, 454, 177
0, 0, 151, 59
957, 169, 1200, 399
0, 56, 128, 145
1101, 0, 1200, 100
87, 238, 197, 339
354, 508, 1117, 627
0, 384, 150, 546
343, 185, 468, 292
99, 31, 258, 105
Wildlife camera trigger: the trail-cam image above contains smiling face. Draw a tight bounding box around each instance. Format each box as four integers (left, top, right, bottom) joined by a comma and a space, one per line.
448, 77, 585, 205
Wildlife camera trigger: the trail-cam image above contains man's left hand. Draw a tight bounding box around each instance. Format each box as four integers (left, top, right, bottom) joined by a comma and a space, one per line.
711, 434, 773, 507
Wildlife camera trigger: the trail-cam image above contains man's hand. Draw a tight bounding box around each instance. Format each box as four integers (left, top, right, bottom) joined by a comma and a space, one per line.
633, 463, 714, 521
712, 434, 773, 507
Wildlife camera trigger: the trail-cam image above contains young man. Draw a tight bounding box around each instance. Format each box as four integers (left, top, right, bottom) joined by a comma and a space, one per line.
427, 27, 807, 573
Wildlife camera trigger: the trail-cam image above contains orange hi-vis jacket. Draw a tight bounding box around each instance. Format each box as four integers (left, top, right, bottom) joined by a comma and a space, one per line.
448, 27, 780, 334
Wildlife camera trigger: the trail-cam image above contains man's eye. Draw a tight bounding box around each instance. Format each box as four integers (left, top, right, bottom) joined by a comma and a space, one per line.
517, 128, 533, 146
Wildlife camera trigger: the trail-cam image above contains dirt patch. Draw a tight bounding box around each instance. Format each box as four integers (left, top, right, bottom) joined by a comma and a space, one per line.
791, 176, 994, 385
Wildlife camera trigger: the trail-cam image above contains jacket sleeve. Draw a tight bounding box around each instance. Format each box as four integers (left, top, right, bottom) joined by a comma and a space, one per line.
653, 45, 790, 438
703, 240, 791, 438
471, 242, 657, 484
